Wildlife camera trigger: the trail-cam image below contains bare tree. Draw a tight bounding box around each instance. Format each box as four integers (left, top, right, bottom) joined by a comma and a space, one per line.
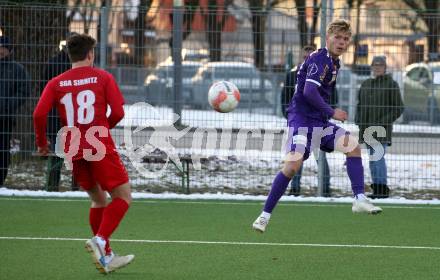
247, 0, 284, 69
295, 0, 307, 48
347, 0, 362, 67
403, 0, 440, 61
200, 0, 233, 62
309, 0, 320, 46
295, 0, 321, 48
168, 0, 199, 54
248, 0, 267, 69
168, 0, 232, 62
78, 0, 99, 34
134, 0, 153, 66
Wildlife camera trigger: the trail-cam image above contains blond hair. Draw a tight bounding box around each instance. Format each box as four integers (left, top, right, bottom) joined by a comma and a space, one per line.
326, 19, 352, 36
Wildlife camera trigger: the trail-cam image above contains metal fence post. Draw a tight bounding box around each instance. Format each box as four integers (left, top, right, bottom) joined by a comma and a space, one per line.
173, 0, 183, 125
318, 0, 327, 197
266, 1, 277, 115
99, 4, 108, 69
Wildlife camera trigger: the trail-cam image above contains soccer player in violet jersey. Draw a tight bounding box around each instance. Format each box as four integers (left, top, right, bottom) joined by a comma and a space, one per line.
252, 19, 382, 233
33, 34, 134, 273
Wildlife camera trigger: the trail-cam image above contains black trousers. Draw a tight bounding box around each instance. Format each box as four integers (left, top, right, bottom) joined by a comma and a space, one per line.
0, 116, 13, 186
46, 134, 79, 191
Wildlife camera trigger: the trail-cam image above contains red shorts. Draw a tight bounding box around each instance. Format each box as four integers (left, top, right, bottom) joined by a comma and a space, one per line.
72, 152, 129, 192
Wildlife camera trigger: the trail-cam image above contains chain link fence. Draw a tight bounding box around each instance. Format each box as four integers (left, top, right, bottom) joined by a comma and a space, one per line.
1, 1, 440, 199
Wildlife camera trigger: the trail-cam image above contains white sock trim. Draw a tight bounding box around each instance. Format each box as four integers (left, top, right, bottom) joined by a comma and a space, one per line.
355, 193, 367, 201
261, 211, 271, 219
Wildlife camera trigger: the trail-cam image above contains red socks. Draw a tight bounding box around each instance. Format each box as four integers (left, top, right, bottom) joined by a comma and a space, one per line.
89, 207, 112, 254
96, 198, 129, 242
89, 207, 105, 235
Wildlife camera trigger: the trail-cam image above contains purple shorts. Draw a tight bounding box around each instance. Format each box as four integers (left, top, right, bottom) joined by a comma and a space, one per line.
286, 119, 349, 161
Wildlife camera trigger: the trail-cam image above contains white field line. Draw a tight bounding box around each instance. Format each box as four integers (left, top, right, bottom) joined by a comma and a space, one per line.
1, 197, 440, 210
0, 236, 439, 251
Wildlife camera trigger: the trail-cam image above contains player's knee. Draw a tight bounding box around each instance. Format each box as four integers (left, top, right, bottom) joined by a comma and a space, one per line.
111, 183, 132, 205
88, 186, 107, 207
282, 157, 303, 178
91, 198, 107, 208
282, 166, 295, 178
336, 135, 359, 154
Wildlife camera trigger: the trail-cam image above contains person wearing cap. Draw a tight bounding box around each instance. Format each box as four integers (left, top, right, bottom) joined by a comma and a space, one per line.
41, 32, 79, 191
355, 55, 404, 198
0, 35, 30, 186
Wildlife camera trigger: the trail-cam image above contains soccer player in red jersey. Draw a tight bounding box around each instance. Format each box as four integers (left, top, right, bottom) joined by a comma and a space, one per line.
33, 34, 133, 274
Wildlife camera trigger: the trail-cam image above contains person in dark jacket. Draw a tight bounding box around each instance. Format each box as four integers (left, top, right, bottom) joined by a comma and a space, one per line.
0, 35, 30, 186
281, 45, 337, 197
355, 56, 404, 198
41, 32, 79, 191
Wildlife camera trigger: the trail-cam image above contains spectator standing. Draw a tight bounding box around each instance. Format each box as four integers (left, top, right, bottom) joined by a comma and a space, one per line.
355, 56, 404, 198
41, 32, 79, 191
0, 35, 30, 186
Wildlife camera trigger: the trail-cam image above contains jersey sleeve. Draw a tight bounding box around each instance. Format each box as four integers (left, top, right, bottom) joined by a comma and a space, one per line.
305, 55, 329, 87
105, 73, 125, 129
33, 80, 56, 147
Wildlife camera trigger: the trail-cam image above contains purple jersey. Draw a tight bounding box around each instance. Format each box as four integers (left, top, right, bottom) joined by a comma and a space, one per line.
287, 48, 340, 122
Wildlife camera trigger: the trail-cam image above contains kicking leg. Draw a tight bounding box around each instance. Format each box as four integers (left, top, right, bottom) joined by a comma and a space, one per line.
335, 135, 382, 214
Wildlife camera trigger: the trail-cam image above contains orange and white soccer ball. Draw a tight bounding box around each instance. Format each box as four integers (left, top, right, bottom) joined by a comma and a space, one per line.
208, 81, 240, 113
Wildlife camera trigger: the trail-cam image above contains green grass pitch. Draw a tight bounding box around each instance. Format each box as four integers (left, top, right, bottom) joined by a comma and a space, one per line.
0, 197, 439, 280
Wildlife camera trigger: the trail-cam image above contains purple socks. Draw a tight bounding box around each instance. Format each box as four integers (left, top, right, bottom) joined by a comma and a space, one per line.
346, 157, 365, 196
263, 157, 364, 213
263, 172, 291, 213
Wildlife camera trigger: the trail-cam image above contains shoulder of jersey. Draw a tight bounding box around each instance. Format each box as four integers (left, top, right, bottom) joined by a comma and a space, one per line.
308, 48, 331, 62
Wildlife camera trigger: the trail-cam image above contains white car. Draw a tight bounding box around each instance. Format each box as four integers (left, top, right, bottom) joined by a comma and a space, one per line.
190, 62, 274, 109
402, 62, 440, 124
144, 61, 203, 106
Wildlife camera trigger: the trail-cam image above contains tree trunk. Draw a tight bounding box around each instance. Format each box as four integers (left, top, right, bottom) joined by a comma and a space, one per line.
250, 4, 266, 69
403, 0, 440, 61
423, 0, 439, 61
295, 0, 307, 48
134, 0, 148, 66
206, 0, 220, 61
168, 0, 198, 55
426, 22, 439, 60
352, 0, 362, 67
310, 0, 320, 47
203, 0, 228, 62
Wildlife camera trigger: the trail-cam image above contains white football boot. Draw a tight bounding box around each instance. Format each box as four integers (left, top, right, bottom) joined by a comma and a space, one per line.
85, 236, 110, 274
107, 253, 135, 272
252, 215, 270, 233
352, 194, 383, 214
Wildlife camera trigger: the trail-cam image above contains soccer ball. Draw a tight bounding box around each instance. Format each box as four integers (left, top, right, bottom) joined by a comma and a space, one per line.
208, 81, 240, 113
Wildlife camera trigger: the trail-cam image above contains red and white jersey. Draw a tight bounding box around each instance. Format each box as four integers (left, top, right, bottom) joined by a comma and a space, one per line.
33, 66, 125, 160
